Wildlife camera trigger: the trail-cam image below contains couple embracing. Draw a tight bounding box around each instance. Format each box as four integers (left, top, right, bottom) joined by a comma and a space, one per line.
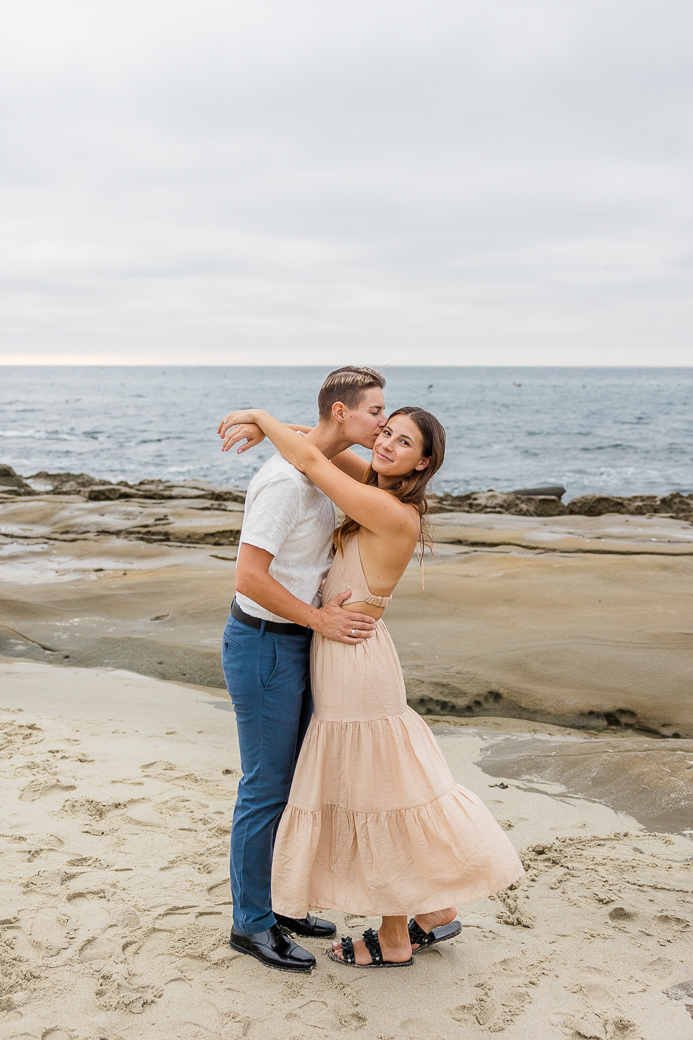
218, 367, 522, 974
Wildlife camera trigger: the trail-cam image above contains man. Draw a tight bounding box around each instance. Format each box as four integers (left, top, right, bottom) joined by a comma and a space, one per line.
218, 367, 387, 972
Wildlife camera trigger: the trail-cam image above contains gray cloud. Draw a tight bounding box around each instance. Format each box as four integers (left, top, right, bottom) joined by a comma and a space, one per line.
1, 0, 692, 364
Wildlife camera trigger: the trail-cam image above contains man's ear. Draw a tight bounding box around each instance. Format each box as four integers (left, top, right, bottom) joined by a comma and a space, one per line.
415, 457, 431, 472
332, 401, 346, 424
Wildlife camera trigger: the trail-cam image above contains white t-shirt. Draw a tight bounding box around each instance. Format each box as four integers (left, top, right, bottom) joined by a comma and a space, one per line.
235, 450, 338, 623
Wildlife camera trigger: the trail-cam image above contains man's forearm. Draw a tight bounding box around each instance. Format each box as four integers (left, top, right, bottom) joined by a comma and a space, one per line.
236, 568, 320, 628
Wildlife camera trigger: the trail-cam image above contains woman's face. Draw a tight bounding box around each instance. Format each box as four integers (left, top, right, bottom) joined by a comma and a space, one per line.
371, 413, 430, 481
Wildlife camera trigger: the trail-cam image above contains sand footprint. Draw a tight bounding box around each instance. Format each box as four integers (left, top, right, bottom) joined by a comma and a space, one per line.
152, 905, 199, 930
400, 1015, 451, 1038
219, 1010, 254, 1039
78, 932, 124, 964
449, 978, 533, 1033
28, 906, 75, 956
494, 888, 535, 928
171, 918, 229, 960
24, 869, 80, 894
287, 999, 367, 1032
162, 845, 228, 874
140, 760, 177, 772
20, 778, 76, 802
568, 1010, 637, 1038
344, 914, 369, 929
60, 797, 131, 820
154, 796, 209, 814
655, 912, 690, 934
666, 979, 693, 1022
65, 856, 110, 869
66, 892, 110, 932
95, 969, 162, 1015
0, 718, 43, 754
205, 880, 232, 911
128, 911, 228, 967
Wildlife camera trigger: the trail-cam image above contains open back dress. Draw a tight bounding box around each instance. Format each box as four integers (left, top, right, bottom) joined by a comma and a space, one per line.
271, 533, 524, 917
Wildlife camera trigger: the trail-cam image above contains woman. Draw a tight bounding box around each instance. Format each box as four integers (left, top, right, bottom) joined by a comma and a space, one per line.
222, 405, 524, 968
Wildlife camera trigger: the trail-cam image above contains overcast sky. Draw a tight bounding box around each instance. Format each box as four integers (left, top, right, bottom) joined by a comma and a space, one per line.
1, 0, 692, 366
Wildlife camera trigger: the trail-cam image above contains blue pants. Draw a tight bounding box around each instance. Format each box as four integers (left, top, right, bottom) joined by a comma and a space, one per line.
221, 614, 313, 933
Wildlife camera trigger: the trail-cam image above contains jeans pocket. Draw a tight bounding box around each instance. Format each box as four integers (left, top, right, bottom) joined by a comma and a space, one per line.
259, 636, 279, 690
223, 617, 251, 649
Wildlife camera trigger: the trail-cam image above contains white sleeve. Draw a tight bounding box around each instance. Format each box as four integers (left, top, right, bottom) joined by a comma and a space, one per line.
240, 474, 305, 557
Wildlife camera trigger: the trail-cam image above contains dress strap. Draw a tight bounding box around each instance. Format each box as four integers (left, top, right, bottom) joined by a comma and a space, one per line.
364, 593, 392, 609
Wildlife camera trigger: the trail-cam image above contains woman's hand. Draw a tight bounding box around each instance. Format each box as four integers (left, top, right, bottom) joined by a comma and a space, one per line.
217, 408, 316, 476
220, 422, 265, 454
218, 410, 267, 454
218, 409, 263, 434
218, 411, 314, 456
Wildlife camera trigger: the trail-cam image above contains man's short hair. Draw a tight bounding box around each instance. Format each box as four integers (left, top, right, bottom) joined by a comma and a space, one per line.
317, 366, 386, 421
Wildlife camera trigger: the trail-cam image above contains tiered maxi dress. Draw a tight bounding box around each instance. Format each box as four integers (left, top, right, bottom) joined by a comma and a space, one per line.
271, 534, 524, 917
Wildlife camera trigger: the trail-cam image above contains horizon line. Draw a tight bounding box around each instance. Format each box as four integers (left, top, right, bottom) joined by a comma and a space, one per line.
2, 360, 692, 369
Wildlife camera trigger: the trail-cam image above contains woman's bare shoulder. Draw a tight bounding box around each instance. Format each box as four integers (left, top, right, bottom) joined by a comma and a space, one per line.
362, 502, 421, 550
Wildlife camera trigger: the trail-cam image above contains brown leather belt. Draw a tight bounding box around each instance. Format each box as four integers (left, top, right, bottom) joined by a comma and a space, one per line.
230, 598, 310, 636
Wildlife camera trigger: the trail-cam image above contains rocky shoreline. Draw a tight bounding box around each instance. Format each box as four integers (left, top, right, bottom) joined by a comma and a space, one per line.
432, 488, 693, 520
2, 463, 692, 521
0, 464, 246, 503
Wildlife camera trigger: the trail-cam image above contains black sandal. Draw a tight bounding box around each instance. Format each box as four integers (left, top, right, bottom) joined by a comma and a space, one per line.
408, 917, 462, 954
327, 927, 413, 968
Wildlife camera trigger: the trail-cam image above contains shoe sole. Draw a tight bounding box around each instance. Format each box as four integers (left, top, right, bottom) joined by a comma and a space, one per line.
228, 939, 315, 973
411, 919, 462, 955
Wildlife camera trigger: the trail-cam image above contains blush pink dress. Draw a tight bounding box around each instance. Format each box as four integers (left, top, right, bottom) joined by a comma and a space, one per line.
271, 534, 524, 917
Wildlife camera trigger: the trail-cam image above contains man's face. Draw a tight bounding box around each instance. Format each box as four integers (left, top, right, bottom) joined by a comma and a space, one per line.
341, 387, 387, 448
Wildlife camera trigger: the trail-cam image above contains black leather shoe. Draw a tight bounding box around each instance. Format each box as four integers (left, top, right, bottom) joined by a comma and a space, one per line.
275, 912, 337, 938
229, 923, 315, 973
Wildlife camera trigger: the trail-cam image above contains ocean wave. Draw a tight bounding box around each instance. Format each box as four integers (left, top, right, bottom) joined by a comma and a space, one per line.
0, 430, 81, 441
577, 443, 633, 452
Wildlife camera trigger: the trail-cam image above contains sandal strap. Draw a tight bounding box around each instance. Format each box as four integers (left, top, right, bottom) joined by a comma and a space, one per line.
340, 936, 356, 964
362, 927, 383, 966
408, 918, 432, 947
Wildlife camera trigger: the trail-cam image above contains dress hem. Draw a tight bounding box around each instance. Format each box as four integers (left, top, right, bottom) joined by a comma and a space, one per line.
273, 866, 525, 919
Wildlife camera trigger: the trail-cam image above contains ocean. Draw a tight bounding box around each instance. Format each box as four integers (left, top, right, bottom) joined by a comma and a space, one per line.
1, 366, 691, 501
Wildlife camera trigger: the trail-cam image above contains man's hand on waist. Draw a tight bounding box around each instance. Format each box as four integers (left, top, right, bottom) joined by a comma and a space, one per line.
312, 590, 376, 643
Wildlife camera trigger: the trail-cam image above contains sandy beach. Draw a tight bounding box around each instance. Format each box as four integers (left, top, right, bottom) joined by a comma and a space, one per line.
1, 481, 693, 1038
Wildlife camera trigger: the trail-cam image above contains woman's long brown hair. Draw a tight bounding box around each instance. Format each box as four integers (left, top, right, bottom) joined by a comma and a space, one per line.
333, 406, 446, 556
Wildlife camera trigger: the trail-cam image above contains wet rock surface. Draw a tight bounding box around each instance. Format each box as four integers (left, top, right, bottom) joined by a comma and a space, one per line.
0, 464, 34, 493
430, 488, 693, 520
16, 468, 248, 503
477, 732, 693, 834
0, 489, 243, 546
3, 466, 691, 519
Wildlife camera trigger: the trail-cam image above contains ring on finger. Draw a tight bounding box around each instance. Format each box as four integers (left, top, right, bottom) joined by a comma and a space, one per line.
351, 629, 355, 638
